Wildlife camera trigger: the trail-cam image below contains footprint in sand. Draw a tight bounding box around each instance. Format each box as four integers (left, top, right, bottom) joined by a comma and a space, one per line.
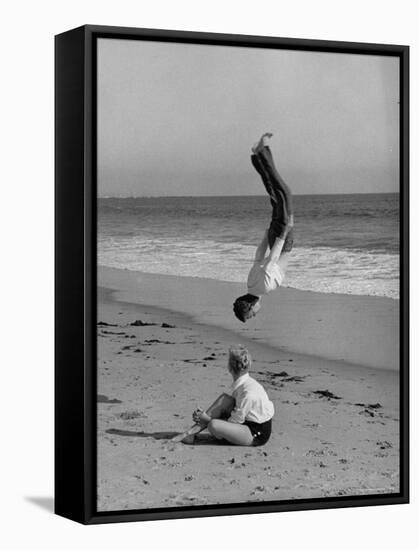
377, 441, 392, 450
134, 475, 150, 485
250, 486, 266, 496
118, 410, 146, 420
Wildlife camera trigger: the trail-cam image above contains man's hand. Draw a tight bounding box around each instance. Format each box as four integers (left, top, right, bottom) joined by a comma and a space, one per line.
265, 259, 273, 271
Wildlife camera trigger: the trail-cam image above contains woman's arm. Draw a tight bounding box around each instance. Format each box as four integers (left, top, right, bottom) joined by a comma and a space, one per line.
228, 392, 252, 424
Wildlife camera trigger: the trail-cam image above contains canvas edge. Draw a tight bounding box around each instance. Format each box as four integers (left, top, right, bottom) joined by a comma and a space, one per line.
55, 25, 89, 524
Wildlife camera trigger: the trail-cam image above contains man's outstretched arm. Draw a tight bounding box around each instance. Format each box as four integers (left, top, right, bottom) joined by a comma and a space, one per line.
254, 230, 270, 262
265, 220, 293, 266
266, 236, 286, 266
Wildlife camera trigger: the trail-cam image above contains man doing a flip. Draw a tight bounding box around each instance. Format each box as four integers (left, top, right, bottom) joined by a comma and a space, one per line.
233, 133, 294, 323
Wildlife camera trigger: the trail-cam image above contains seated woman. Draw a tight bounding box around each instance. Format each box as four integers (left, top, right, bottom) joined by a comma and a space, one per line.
172, 346, 274, 446
233, 133, 294, 323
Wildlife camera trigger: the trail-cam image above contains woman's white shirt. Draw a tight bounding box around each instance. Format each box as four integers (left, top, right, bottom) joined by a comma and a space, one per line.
228, 373, 274, 424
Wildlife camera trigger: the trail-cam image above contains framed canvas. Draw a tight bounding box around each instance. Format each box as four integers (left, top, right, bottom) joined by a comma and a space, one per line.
55, 25, 409, 524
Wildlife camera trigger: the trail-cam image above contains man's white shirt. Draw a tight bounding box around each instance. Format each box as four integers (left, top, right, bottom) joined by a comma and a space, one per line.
247, 258, 286, 296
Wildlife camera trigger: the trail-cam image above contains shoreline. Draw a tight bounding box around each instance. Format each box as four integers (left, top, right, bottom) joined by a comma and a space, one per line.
99, 285, 394, 382
98, 266, 399, 370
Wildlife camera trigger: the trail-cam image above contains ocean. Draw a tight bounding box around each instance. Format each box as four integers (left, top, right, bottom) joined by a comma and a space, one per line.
98, 194, 400, 300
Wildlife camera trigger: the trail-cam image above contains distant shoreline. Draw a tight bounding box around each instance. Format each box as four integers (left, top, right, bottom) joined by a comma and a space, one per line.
98, 266, 399, 370
98, 261, 400, 301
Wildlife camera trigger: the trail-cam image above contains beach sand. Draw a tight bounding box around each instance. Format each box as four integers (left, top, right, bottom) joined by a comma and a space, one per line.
97, 266, 400, 512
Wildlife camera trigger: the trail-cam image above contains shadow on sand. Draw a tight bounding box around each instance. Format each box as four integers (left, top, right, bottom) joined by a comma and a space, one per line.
107, 428, 178, 440
106, 428, 227, 445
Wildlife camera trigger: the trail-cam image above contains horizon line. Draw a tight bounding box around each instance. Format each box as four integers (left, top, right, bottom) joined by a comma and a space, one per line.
98, 191, 400, 199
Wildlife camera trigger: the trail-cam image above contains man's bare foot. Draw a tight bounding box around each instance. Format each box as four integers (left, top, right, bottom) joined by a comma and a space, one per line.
261, 132, 273, 147
252, 132, 273, 154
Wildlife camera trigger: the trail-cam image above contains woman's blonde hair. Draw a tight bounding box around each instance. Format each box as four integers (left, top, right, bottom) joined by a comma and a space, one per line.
228, 346, 251, 375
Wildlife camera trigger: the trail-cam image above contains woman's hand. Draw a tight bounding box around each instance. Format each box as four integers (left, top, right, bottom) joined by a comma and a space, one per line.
192, 408, 203, 423
192, 408, 210, 427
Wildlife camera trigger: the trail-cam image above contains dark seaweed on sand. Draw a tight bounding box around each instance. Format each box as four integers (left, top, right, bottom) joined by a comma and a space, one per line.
143, 339, 174, 345
258, 371, 289, 378
313, 390, 342, 400
129, 319, 157, 326
98, 394, 122, 404
354, 402, 382, 409
283, 376, 305, 383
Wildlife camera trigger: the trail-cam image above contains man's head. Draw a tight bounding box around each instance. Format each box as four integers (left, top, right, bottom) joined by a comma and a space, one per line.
228, 346, 252, 377
233, 294, 261, 322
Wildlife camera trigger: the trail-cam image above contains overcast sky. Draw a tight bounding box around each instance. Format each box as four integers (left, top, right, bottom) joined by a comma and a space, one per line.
97, 38, 399, 197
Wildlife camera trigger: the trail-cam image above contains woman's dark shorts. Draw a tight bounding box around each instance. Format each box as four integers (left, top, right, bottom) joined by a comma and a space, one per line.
244, 418, 272, 446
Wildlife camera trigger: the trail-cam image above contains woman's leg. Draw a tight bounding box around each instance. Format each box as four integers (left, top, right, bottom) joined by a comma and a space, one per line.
171, 393, 235, 442
207, 419, 254, 446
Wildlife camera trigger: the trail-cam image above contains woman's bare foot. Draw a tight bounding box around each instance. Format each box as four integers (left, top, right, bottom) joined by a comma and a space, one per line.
171, 423, 203, 443
252, 132, 273, 154
182, 434, 196, 444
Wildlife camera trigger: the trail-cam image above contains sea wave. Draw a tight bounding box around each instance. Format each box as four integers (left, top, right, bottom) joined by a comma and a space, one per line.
98, 236, 399, 299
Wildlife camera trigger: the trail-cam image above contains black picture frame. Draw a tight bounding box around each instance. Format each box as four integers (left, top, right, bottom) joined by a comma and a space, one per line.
55, 24, 409, 525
